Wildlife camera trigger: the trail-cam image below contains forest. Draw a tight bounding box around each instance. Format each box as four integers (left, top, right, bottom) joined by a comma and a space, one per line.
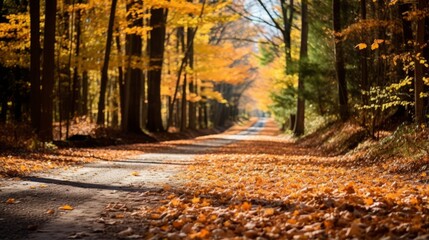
1, 0, 429, 239
0, 0, 428, 141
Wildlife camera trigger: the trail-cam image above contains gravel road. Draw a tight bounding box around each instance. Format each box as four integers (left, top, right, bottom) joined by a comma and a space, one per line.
0, 119, 266, 240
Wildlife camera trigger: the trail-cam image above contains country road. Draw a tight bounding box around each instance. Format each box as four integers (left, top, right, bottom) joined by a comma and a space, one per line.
0, 119, 267, 240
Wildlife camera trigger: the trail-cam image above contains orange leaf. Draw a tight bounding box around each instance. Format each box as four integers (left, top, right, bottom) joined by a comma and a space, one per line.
363, 197, 374, 206
356, 43, 367, 50
173, 219, 184, 229
241, 201, 252, 211
58, 204, 74, 210
6, 198, 16, 204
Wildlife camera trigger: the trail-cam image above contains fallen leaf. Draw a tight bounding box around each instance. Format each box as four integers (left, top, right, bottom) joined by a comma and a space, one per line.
192, 197, 200, 204
58, 204, 74, 210
6, 198, 16, 204
263, 208, 275, 216
46, 209, 55, 214
363, 197, 374, 206
241, 201, 252, 211
131, 171, 139, 176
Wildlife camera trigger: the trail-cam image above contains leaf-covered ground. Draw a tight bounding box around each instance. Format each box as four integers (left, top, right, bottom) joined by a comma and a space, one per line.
100, 120, 429, 239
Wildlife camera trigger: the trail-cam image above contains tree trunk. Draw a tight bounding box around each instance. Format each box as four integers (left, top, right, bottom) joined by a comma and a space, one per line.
293, 0, 308, 136
40, 0, 57, 141
71, 1, 82, 118
280, 0, 294, 74
30, 0, 41, 132
181, 74, 187, 131
96, 0, 118, 125
415, 0, 427, 124
360, 0, 368, 123
81, 70, 88, 116
333, 0, 349, 121
147, 8, 167, 132
188, 27, 197, 130
115, 32, 126, 128
123, 0, 143, 133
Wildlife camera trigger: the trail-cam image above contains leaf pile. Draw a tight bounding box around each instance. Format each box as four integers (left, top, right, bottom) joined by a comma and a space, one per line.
109, 120, 429, 239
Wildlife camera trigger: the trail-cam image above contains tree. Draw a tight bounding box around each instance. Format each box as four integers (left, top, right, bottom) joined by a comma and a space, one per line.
333, 0, 349, 121
96, 0, 118, 125
30, 0, 41, 132
254, 0, 295, 74
147, 7, 168, 132
40, 0, 57, 141
123, 0, 144, 133
293, 0, 308, 136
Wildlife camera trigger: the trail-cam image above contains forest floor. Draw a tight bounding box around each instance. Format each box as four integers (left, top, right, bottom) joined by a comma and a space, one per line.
1, 118, 429, 239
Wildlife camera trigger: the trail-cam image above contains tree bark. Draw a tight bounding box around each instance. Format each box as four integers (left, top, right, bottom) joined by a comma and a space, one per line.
293, 0, 308, 136
188, 27, 197, 130
146, 8, 167, 132
71, 1, 82, 118
181, 74, 187, 131
123, 0, 144, 133
96, 0, 118, 125
333, 0, 349, 121
30, 0, 41, 132
40, 0, 57, 141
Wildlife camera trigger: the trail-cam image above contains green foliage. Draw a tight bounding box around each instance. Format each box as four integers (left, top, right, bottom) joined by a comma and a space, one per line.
257, 43, 278, 66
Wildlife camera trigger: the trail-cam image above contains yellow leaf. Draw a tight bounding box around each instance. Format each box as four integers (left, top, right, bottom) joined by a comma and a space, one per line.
20, 165, 27, 172
192, 197, 200, 204
421, 172, 427, 177
263, 208, 275, 216
114, 213, 125, 219
371, 42, 379, 50
58, 204, 74, 210
6, 198, 16, 204
170, 198, 181, 207
131, 171, 139, 176
356, 43, 367, 50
